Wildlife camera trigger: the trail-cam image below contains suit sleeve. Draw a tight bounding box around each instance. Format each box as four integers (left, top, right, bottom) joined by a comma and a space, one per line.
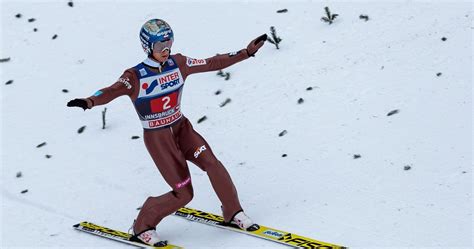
85, 69, 137, 108
174, 49, 249, 80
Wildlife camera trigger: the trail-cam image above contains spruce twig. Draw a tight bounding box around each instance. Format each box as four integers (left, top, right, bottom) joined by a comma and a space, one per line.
321, 7, 338, 24
217, 70, 231, 81
197, 116, 207, 124
359, 15, 369, 21
77, 126, 86, 134
267, 26, 282, 49
219, 98, 231, 107
102, 108, 107, 129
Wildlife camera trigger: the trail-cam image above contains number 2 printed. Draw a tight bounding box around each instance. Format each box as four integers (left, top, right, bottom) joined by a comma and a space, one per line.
150, 92, 178, 113
162, 96, 171, 110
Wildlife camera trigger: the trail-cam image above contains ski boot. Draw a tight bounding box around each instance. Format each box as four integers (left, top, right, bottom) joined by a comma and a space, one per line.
130, 228, 168, 247
231, 210, 260, 231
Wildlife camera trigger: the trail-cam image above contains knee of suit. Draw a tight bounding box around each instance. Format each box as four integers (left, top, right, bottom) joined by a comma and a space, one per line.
141, 196, 160, 211
173, 184, 194, 204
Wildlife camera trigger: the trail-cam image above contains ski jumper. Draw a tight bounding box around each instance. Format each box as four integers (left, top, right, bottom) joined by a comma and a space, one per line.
86, 50, 250, 234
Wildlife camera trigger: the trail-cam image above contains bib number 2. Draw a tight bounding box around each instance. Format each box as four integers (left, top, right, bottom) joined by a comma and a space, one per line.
162, 96, 171, 110
150, 92, 178, 113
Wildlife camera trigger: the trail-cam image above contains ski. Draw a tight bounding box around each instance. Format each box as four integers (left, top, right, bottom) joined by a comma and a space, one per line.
174, 207, 346, 249
73, 221, 183, 249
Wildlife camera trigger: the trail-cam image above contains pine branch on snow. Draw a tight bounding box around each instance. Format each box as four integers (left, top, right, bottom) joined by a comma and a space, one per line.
197, 116, 207, 123
387, 109, 399, 116
321, 7, 338, 24
102, 108, 107, 129
219, 98, 231, 107
278, 130, 288, 137
77, 126, 86, 134
359, 15, 369, 21
217, 70, 231, 80
267, 26, 282, 49
36, 142, 47, 148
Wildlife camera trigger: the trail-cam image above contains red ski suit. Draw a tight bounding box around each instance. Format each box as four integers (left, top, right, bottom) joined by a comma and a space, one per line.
85, 50, 250, 234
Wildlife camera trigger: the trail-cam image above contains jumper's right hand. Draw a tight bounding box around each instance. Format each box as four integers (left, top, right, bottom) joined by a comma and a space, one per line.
67, 98, 89, 110
246, 34, 267, 57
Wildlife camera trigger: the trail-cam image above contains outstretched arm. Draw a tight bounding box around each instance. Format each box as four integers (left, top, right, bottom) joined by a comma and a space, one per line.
67, 70, 136, 110
176, 34, 267, 78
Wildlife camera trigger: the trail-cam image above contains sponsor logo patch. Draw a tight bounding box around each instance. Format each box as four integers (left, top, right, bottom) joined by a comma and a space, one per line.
140, 32, 150, 40
186, 57, 207, 67
141, 71, 181, 95
187, 215, 220, 225
147, 111, 182, 128
142, 79, 158, 95
157, 29, 172, 38
278, 233, 325, 247
194, 145, 207, 158
93, 90, 103, 97
139, 68, 147, 76
176, 177, 191, 188
229, 51, 240, 57
159, 71, 180, 90
118, 77, 132, 89
263, 230, 284, 238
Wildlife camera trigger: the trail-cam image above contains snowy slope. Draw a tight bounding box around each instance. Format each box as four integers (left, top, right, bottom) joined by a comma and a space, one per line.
1, 1, 472, 248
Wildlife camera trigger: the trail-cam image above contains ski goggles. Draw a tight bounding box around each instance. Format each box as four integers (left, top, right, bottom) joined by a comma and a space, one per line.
153, 39, 173, 53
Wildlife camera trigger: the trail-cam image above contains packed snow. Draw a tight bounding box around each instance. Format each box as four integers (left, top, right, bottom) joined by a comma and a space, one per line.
1, 1, 472, 248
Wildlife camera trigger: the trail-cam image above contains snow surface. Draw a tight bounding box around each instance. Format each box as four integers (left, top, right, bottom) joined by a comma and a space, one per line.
1, 1, 472, 248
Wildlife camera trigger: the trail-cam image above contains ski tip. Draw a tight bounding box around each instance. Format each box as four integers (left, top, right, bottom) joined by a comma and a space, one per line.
72, 223, 79, 228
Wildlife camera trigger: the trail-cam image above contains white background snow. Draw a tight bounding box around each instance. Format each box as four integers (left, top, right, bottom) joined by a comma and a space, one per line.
1, 0, 472, 248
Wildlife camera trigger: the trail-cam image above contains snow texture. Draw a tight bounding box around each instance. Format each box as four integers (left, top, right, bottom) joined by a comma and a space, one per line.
1, 1, 472, 249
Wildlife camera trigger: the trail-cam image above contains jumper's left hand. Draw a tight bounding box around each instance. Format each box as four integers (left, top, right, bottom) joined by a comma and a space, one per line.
246, 34, 267, 57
